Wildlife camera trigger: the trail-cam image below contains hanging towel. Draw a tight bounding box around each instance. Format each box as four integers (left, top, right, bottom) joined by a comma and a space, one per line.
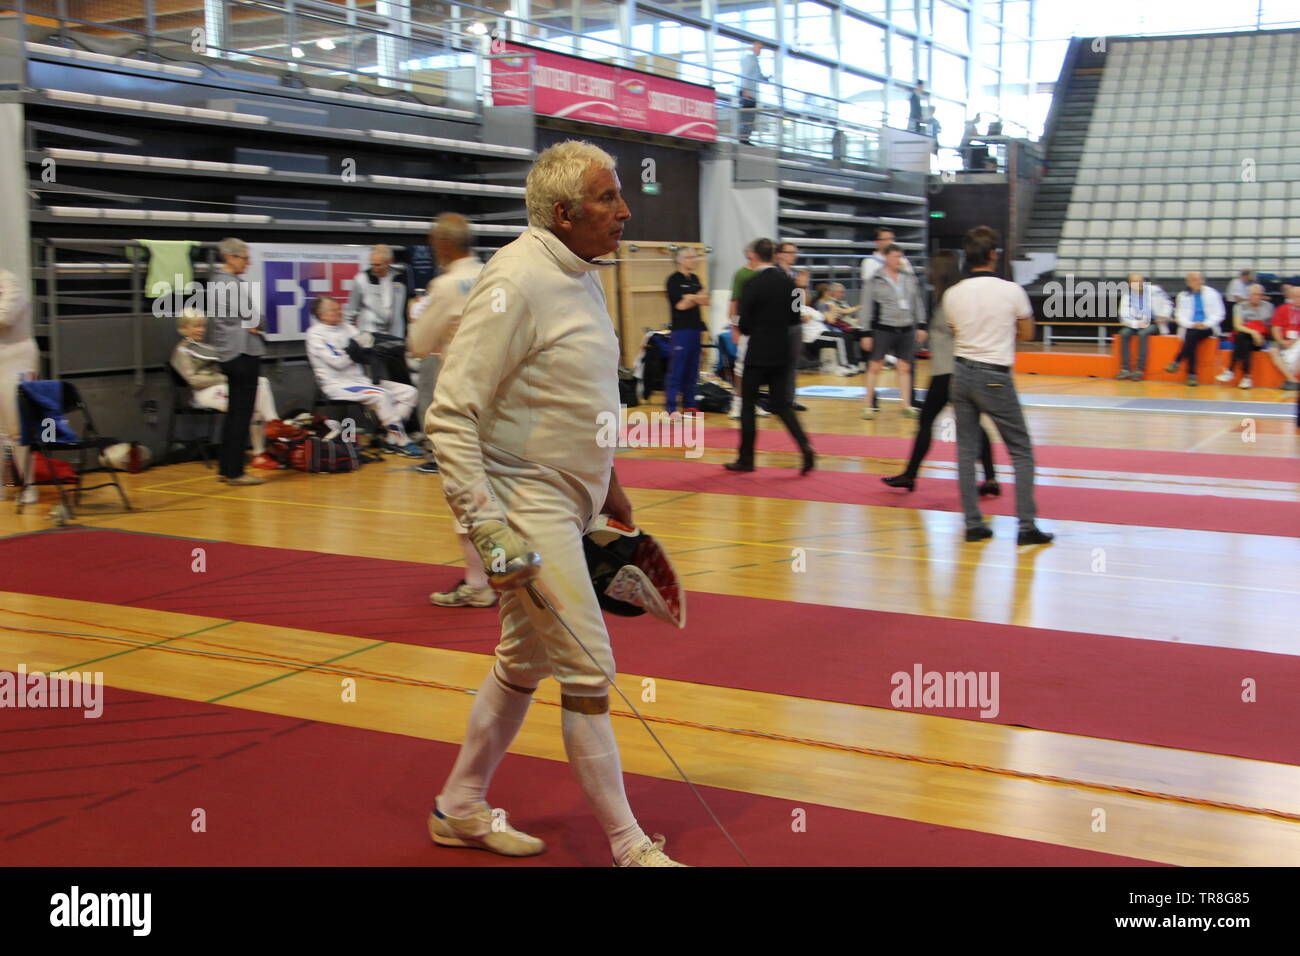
137, 240, 200, 298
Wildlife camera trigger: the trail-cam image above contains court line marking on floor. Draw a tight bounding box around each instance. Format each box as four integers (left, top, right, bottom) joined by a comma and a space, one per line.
206, 641, 389, 704
43, 501, 1300, 598
5, 607, 1298, 829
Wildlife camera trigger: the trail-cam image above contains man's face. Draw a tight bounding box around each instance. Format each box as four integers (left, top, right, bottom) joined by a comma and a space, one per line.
371, 253, 390, 277
317, 300, 343, 326
679, 250, 698, 272
1186, 273, 1203, 292
1247, 288, 1262, 306
777, 244, 798, 269
554, 164, 630, 260
794, 270, 809, 289
225, 250, 249, 275
184, 319, 206, 341
885, 250, 903, 270
1289, 290, 1300, 309
876, 233, 895, 254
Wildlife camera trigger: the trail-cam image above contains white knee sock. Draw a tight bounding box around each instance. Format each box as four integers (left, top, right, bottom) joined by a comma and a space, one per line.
250, 419, 266, 455
460, 533, 488, 590
438, 668, 533, 817
561, 703, 646, 864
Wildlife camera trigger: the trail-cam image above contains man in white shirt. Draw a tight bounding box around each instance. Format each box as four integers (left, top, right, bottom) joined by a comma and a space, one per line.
944, 226, 1053, 546
426, 140, 686, 867
1163, 272, 1226, 386
859, 227, 914, 286
408, 213, 495, 606
1225, 269, 1253, 306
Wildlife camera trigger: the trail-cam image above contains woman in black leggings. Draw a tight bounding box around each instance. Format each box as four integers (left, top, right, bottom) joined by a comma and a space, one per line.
882, 251, 998, 494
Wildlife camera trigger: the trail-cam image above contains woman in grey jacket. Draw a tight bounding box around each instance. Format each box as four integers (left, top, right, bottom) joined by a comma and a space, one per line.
882, 252, 997, 494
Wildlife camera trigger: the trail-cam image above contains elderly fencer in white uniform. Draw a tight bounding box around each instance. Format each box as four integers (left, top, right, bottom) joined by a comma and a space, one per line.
425, 140, 687, 867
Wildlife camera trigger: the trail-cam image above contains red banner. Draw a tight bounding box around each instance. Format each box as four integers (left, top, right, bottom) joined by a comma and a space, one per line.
491, 42, 716, 142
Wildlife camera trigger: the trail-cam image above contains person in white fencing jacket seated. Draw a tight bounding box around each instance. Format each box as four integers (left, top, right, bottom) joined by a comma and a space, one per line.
305, 296, 421, 457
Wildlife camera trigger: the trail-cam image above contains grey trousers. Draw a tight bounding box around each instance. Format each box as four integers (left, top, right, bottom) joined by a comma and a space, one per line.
951, 362, 1038, 531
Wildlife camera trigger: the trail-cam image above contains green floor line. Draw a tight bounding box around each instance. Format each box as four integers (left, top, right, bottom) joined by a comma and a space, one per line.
206, 641, 389, 704
60, 621, 235, 672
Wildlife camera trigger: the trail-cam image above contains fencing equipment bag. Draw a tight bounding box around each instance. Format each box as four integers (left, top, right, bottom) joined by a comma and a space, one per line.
583, 515, 685, 628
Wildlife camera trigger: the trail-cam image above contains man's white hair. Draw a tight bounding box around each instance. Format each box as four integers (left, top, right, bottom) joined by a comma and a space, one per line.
1247, 283, 1264, 294
675, 246, 697, 263
371, 244, 394, 262
218, 237, 247, 259
526, 140, 616, 230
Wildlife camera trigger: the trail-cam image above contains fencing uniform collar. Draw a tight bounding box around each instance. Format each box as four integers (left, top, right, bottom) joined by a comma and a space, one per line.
527, 226, 617, 274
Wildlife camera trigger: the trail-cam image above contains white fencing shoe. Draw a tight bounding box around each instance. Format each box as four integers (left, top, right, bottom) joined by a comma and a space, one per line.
427, 805, 545, 857
615, 833, 688, 867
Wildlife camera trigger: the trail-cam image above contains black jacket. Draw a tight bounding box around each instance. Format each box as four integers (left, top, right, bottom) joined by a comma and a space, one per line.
738, 266, 798, 366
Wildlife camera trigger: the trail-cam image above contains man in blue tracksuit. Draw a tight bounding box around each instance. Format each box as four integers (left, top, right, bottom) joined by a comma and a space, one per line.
664, 247, 709, 415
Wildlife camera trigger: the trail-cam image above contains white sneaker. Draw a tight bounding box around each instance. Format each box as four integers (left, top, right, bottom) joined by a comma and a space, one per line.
757, 406, 772, 417
430, 580, 497, 608
615, 833, 688, 867
728, 398, 741, 419
1215, 370, 1234, 383
428, 804, 545, 857
1239, 376, 1252, 389
837, 365, 857, 376
20, 484, 38, 505
862, 407, 875, 420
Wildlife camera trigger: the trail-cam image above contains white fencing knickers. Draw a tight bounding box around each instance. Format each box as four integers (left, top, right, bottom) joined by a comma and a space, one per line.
488, 470, 614, 697
321, 379, 416, 429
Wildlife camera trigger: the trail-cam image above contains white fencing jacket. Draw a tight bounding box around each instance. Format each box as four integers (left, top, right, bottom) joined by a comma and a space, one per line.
1117, 284, 1172, 329
305, 320, 367, 390
407, 255, 484, 359
429, 227, 620, 529
1174, 286, 1226, 331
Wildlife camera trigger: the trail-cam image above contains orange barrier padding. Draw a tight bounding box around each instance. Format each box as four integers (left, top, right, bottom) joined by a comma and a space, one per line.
1110, 334, 1286, 385
1013, 335, 1289, 384
1014, 351, 1116, 377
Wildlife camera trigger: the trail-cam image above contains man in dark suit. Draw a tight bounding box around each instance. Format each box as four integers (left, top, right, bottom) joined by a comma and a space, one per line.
726, 238, 815, 475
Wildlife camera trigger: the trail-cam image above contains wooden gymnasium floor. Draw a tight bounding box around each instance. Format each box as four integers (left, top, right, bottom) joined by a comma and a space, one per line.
1, 368, 1298, 867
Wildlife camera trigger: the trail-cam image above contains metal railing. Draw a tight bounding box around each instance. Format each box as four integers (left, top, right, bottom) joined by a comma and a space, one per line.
5, 0, 891, 162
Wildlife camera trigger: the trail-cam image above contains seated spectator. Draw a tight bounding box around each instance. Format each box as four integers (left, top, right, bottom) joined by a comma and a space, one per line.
1217, 284, 1273, 389
171, 307, 278, 468
1116, 273, 1170, 380
1226, 268, 1254, 307
813, 283, 864, 371
306, 296, 422, 456
1269, 287, 1300, 391
1164, 272, 1225, 386
800, 300, 856, 375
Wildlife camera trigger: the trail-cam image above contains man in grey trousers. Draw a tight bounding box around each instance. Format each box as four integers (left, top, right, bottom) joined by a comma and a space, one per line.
944, 226, 1053, 545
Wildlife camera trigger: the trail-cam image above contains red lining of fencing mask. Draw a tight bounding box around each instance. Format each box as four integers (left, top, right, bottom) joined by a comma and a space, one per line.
584, 515, 686, 629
